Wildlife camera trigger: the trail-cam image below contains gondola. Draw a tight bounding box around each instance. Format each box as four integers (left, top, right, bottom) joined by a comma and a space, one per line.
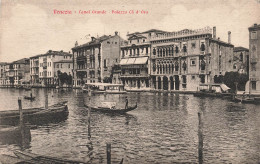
233, 96, 260, 104
84, 103, 137, 114
0, 101, 68, 125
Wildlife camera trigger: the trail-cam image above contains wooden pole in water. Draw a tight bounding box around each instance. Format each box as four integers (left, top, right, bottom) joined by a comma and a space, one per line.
88, 107, 91, 138
198, 112, 203, 164
45, 89, 48, 109
106, 143, 111, 164
18, 98, 26, 149
18, 98, 23, 127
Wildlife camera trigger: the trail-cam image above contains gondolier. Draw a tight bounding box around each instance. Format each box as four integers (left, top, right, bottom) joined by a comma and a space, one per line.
125, 97, 128, 109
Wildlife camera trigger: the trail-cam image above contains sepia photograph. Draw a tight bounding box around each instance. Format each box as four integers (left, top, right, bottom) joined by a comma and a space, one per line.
0, 0, 259, 163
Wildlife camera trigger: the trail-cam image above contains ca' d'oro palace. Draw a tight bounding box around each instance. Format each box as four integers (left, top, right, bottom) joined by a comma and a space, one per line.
0, 24, 260, 95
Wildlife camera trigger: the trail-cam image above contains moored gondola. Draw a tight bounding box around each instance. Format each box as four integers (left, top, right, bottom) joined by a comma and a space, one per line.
84, 103, 137, 114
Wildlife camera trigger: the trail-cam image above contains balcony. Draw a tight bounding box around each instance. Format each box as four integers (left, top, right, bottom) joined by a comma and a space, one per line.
77, 56, 87, 62
120, 74, 149, 78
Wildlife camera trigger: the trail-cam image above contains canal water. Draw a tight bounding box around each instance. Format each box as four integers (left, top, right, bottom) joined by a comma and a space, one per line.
0, 88, 259, 163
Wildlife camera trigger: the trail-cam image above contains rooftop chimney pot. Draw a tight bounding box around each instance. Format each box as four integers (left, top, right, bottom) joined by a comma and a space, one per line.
213, 26, 216, 39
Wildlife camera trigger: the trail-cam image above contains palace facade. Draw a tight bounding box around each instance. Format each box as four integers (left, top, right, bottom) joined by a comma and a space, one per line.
149, 26, 234, 91
120, 29, 167, 90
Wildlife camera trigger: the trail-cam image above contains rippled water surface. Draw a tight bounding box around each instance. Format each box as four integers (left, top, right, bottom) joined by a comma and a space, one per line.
0, 88, 259, 163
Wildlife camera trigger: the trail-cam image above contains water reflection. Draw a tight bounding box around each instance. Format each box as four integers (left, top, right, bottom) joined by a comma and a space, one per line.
0, 88, 259, 163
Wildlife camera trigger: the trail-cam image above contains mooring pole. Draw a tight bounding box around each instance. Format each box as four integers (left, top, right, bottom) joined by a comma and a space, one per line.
198, 112, 203, 164
18, 98, 23, 127
18, 98, 26, 149
45, 89, 48, 109
106, 143, 111, 164
88, 107, 91, 138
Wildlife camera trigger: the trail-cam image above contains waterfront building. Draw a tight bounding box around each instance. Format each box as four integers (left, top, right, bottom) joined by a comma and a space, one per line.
12, 58, 30, 85
38, 50, 72, 87
120, 29, 167, 91
245, 23, 260, 95
3, 63, 14, 86
232, 47, 249, 74
150, 26, 234, 91
53, 59, 73, 86
71, 32, 123, 87
30, 55, 40, 86
0, 62, 7, 86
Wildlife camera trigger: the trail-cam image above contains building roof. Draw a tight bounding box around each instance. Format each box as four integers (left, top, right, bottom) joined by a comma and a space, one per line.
248, 23, 260, 31
13, 58, 29, 64
128, 29, 168, 36
128, 34, 147, 40
208, 38, 234, 47
30, 50, 71, 59
54, 60, 73, 63
73, 34, 122, 49
234, 46, 249, 52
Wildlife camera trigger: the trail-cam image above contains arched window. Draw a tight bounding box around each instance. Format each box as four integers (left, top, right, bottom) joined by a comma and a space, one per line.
240, 52, 243, 61
153, 63, 156, 72
201, 60, 206, 70
175, 62, 179, 71
172, 64, 174, 72
183, 45, 187, 53
200, 42, 205, 51
163, 49, 165, 56
153, 49, 156, 55
175, 46, 179, 53
183, 61, 187, 71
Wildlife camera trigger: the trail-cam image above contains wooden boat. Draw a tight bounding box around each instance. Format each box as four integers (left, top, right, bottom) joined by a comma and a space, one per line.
0, 101, 68, 125
11, 150, 88, 164
24, 96, 36, 100
233, 96, 260, 104
193, 83, 230, 98
82, 83, 127, 94
0, 125, 31, 144
84, 103, 137, 114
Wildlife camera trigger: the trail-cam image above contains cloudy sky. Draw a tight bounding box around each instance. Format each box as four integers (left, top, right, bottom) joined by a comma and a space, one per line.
0, 0, 259, 62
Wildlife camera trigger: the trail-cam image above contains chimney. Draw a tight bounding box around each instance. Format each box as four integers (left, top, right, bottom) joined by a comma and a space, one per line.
213, 26, 216, 39
218, 37, 220, 40
254, 23, 257, 27
91, 37, 95, 41
115, 31, 118, 35
228, 31, 231, 44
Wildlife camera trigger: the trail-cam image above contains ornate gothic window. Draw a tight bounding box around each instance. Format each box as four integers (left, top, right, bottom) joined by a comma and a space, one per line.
183, 61, 187, 71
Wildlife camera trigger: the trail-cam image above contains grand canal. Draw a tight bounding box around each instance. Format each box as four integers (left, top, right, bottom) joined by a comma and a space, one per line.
0, 88, 259, 163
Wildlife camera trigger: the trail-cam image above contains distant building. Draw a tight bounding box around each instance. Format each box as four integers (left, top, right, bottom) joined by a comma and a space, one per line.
0, 62, 7, 86
233, 46, 249, 74
72, 32, 123, 87
120, 29, 167, 90
12, 58, 30, 85
30, 55, 40, 86
53, 60, 73, 86
37, 50, 72, 87
245, 23, 260, 95
149, 26, 234, 91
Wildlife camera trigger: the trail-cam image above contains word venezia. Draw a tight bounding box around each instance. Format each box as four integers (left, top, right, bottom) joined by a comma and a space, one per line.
53, 10, 106, 14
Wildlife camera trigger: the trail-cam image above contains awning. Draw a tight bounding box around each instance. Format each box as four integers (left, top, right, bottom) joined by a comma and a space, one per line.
220, 84, 230, 91
134, 57, 148, 64
120, 57, 148, 65
126, 58, 136, 65
119, 58, 128, 65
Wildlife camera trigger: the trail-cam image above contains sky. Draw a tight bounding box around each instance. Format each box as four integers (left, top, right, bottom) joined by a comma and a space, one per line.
0, 0, 260, 62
